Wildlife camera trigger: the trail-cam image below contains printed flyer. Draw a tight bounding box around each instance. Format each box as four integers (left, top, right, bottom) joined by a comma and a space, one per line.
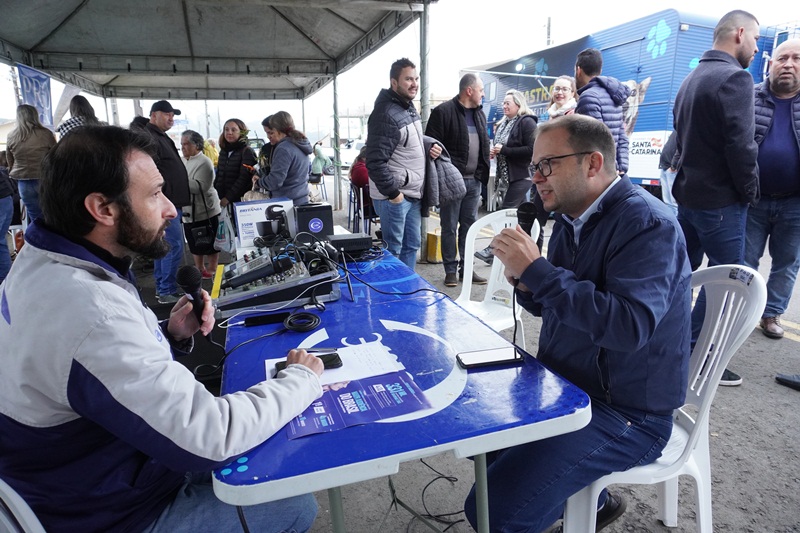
287, 371, 431, 438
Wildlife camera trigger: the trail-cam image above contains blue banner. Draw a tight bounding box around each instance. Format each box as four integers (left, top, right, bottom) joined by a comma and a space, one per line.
16, 64, 53, 128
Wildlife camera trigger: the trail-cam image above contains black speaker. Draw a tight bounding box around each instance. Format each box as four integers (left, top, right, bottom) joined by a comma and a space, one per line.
292, 203, 334, 244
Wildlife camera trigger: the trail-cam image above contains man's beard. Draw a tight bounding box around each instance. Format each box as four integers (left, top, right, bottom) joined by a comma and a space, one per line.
116, 200, 171, 259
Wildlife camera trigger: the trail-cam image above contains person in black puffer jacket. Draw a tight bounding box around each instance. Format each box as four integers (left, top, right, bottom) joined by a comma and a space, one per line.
213, 118, 257, 209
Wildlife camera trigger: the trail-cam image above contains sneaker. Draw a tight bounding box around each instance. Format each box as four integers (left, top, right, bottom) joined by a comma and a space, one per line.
474, 246, 494, 265
719, 368, 743, 387
201, 269, 213, 280
444, 272, 458, 287
156, 293, 181, 305
760, 316, 784, 339
550, 490, 627, 533
775, 373, 800, 391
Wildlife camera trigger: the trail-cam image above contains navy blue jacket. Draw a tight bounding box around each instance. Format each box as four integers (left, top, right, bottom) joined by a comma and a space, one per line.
576, 76, 631, 174
517, 178, 692, 414
671, 50, 759, 208
754, 81, 800, 147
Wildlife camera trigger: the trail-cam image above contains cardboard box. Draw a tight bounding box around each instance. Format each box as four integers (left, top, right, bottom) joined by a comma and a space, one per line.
232, 198, 293, 248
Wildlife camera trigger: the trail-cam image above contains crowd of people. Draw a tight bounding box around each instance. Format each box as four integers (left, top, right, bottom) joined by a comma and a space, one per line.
0, 8, 799, 532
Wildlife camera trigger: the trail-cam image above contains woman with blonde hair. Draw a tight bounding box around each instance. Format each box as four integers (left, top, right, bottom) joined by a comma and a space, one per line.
6, 105, 56, 224
490, 90, 537, 209
546, 75, 578, 119
254, 111, 313, 206
213, 118, 257, 208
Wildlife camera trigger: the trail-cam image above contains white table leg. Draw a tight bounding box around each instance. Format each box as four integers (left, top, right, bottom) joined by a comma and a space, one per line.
474, 453, 489, 533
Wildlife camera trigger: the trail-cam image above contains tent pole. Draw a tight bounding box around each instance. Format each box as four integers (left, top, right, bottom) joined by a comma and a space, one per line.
419, 0, 431, 261
332, 66, 342, 211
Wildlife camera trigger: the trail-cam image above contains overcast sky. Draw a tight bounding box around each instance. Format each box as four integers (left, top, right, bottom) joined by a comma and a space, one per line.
0, 2, 793, 141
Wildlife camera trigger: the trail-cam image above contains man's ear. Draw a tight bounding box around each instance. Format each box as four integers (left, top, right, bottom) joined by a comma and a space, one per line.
84, 193, 118, 227
586, 151, 604, 178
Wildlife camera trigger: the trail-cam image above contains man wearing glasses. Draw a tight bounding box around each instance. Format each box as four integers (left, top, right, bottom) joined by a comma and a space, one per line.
463, 114, 692, 533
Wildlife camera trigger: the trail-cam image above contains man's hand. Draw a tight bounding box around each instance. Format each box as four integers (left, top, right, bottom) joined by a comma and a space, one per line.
490, 225, 541, 280
285, 349, 324, 377
429, 143, 442, 160
167, 290, 215, 340
389, 192, 405, 204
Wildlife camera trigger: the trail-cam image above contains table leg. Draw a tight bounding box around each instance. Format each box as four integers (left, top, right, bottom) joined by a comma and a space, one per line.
474, 453, 489, 533
328, 486, 346, 533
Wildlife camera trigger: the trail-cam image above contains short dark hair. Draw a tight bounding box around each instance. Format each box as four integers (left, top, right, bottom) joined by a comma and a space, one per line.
536, 115, 616, 176
40, 126, 156, 238
713, 10, 759, 44
576, 48, 603, 77
182, 129, 204, 151
390, 58, 416, 81
459, 73, 479, 93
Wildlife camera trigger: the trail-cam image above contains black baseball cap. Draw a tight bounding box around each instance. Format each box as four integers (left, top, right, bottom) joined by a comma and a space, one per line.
150, 100, 181, 115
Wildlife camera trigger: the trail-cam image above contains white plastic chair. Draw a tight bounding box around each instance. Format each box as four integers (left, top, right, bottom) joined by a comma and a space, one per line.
455, 208, 538, 349
0, 477, 46, 533
562, 264, 767, 533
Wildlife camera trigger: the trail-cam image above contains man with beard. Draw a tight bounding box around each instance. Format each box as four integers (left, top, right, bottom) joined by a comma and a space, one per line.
0, 127, 325, 532
671, 10, 761, 386
366, 58, 441, 270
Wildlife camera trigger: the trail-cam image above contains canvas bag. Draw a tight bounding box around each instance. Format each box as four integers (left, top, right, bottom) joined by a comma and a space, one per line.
214, 207, 235, 253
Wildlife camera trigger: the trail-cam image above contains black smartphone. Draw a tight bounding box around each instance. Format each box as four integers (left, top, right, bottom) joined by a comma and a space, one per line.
243, 312, 291, 327
456, 347, 523, 369
275, 353, 343, 373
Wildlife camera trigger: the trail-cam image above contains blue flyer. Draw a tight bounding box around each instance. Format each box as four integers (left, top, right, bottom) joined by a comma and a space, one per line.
287, 371, 431, 439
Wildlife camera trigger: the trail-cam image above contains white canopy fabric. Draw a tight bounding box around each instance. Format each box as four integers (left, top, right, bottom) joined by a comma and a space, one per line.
0, 0, 431, 101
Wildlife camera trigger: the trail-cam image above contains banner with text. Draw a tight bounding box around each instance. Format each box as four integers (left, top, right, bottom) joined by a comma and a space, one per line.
16, 64, 53, 128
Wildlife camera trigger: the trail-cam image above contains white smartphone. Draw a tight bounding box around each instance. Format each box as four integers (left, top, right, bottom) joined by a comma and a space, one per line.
456, 347, 523, 369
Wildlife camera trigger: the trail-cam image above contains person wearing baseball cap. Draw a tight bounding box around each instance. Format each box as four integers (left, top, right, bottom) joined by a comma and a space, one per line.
150, 100, 182, 116
144, 100, 191, 304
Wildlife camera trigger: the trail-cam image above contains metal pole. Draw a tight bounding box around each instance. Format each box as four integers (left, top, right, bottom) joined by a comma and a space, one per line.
332, 67, 342, 211
419, 0, 431, 260
301, 97, 306, 134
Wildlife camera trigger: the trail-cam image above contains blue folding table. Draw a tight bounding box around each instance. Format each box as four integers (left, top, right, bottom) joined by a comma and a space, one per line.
213, 253, 591, 532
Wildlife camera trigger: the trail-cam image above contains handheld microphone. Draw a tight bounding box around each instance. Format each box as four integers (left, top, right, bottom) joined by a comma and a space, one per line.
516, 201, 538, 236
176, 265, 205, 323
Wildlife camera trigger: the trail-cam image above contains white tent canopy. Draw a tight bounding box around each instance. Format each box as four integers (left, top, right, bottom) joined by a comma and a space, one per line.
0, 0, 429, 101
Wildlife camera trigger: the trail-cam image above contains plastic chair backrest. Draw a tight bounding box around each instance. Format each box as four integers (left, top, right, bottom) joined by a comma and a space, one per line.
679, 264, 766, 458
457, 208, 539, 306
0, 477, 46, 533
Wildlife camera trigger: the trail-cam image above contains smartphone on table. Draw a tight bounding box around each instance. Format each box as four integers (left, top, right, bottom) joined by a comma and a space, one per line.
456, 347, 523, 369
275, 353, 343, 373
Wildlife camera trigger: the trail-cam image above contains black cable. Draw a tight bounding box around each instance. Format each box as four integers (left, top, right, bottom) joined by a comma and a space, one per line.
412, 459, 466, 529
338, 255, 450, 298
236, 505, 251, 533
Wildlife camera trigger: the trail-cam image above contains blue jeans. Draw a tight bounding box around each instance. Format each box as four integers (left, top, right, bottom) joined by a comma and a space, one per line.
0, 196, 12, 284
154, 210, 185, 296
464, 401, 672, 533
744, 196, 800, 317
372, 196, 421, 270
659, 169, 678, 215
143, 472, 317, 533
17, 179, 42, 224
440, 179, 482, 274
678, 203, 748, 341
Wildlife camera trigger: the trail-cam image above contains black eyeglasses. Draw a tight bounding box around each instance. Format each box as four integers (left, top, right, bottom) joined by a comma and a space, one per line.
528, 152, 593, 178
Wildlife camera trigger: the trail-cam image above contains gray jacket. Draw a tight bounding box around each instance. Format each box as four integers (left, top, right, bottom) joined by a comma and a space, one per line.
422, 136, 466, 211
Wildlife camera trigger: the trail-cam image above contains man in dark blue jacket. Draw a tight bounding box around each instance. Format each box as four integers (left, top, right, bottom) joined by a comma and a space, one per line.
671, 10, 761, 386
425, 73, 490, 286
745, 39, 800, 344
463, 115, 691, 533
575, 48, 631, 175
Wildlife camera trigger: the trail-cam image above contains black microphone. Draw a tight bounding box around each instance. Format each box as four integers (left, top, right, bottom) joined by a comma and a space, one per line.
517, 201, 538, 236
176, 265, 205, 323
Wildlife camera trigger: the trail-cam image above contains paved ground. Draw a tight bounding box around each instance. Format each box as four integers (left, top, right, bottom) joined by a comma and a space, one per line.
137, 184, 800, 533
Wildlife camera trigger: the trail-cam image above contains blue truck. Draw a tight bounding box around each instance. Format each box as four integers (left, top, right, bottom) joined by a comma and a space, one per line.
469, 9, 784, 192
